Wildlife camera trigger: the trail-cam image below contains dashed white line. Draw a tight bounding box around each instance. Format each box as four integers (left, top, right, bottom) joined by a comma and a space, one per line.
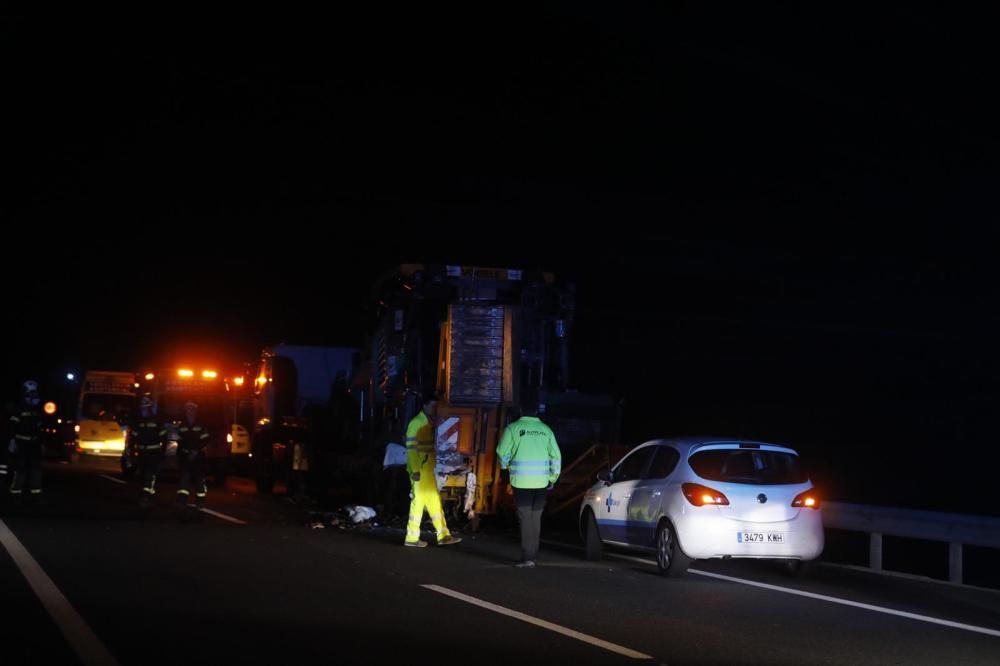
0, 519, 120, 666
198, 508, 247, 525
422, 584, 652, 659
96, 474, 246, 524
602, 553, 1000, 639
98, 475, 126, 485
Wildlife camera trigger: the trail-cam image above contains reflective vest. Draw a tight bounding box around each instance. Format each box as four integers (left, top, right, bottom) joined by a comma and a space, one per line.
497, 416, 562, 489
405, 411, 436, 476
134, 420, 167, 451
10, 406, 42, 444
177, 423, 210, 452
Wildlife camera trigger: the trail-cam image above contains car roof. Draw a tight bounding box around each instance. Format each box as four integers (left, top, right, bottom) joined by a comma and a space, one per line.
633, 437, 799, 456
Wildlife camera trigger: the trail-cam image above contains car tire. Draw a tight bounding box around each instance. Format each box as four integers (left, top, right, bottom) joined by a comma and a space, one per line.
252, 432, 274, 495
656, 520, 690, 577
212, 459, 227, 487
583, 509, 603, 561
783, 559, 816, 579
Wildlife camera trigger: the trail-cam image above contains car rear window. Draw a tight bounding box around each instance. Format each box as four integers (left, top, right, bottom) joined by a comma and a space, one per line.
688, 449, 808, 485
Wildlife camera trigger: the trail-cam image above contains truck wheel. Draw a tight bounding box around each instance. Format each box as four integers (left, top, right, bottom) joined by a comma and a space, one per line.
213, 459, 228, 487
254, 456, 274, 495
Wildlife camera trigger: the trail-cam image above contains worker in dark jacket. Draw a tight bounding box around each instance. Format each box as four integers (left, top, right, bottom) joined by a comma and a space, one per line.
133, 394, 167, 507
8, 380, 45, 504
0, 400, 14, 486
175, 401, 210, 509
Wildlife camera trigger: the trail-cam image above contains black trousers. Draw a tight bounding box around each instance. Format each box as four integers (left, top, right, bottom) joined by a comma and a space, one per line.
9, 441, 43, 495
140, 450, 163, 496
177, 450, 206, 504
514, 487, 548, 561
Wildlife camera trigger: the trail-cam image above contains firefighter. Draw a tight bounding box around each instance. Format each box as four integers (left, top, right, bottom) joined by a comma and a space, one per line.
8, 380, 45, 505
497, 398, 562, 568
133, 394, 166, 507
403, 391, 461, 548
0, 400, 13, 486
175, 400, 209, 509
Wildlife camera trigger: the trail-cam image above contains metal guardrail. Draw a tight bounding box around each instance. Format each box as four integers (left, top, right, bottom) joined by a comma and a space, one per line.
823, 501, 1000, 584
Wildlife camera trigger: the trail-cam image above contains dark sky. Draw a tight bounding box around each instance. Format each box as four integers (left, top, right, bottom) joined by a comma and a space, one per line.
4, 7, 999, 507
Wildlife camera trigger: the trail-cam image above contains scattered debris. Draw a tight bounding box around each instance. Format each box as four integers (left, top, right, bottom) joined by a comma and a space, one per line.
307, 505, 379, 529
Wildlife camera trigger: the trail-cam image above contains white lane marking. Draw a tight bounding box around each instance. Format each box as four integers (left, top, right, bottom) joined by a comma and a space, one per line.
97, 476, 247, 525
422, 584, 652, 659
0, 519, 120, 666
98, 475, 126, 485
603, 553, 1000, 639
198, 508, 247, 525
820, 561, 1000, 596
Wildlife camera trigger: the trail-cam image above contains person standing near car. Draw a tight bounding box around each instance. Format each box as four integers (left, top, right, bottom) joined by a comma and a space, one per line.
497, 397, 561, 568
132, 394, 167, 507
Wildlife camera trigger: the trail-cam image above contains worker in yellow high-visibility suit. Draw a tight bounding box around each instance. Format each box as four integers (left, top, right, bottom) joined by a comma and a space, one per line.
404, 392, 462, 548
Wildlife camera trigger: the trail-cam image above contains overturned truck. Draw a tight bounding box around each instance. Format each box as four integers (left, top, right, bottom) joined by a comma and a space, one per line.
361, 264, 620, 525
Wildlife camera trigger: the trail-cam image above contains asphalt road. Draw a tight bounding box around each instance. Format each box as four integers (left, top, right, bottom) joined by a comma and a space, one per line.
1, 458, 998, 665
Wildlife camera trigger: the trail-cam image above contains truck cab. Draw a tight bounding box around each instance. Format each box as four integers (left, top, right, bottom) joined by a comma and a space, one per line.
250, 345, 359, 494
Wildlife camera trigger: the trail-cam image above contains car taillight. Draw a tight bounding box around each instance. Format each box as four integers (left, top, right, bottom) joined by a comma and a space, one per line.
682, 482, 730, 506
792, 490, 821, 509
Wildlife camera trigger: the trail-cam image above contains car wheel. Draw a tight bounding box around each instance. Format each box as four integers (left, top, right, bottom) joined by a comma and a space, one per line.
783, 559, 816, 579
583, 509, 603, 561
656, 520, 690, 577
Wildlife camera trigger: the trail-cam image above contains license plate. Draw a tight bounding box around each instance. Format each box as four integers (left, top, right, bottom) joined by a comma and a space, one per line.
738, 531, 784, 544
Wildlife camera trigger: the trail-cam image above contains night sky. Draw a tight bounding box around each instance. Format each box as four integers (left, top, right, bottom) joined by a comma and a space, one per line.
4, 7, 999, 511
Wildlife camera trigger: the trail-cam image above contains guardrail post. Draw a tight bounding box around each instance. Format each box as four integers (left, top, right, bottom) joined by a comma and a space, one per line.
869, 532, 883, 571
949, 542, 963, 584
